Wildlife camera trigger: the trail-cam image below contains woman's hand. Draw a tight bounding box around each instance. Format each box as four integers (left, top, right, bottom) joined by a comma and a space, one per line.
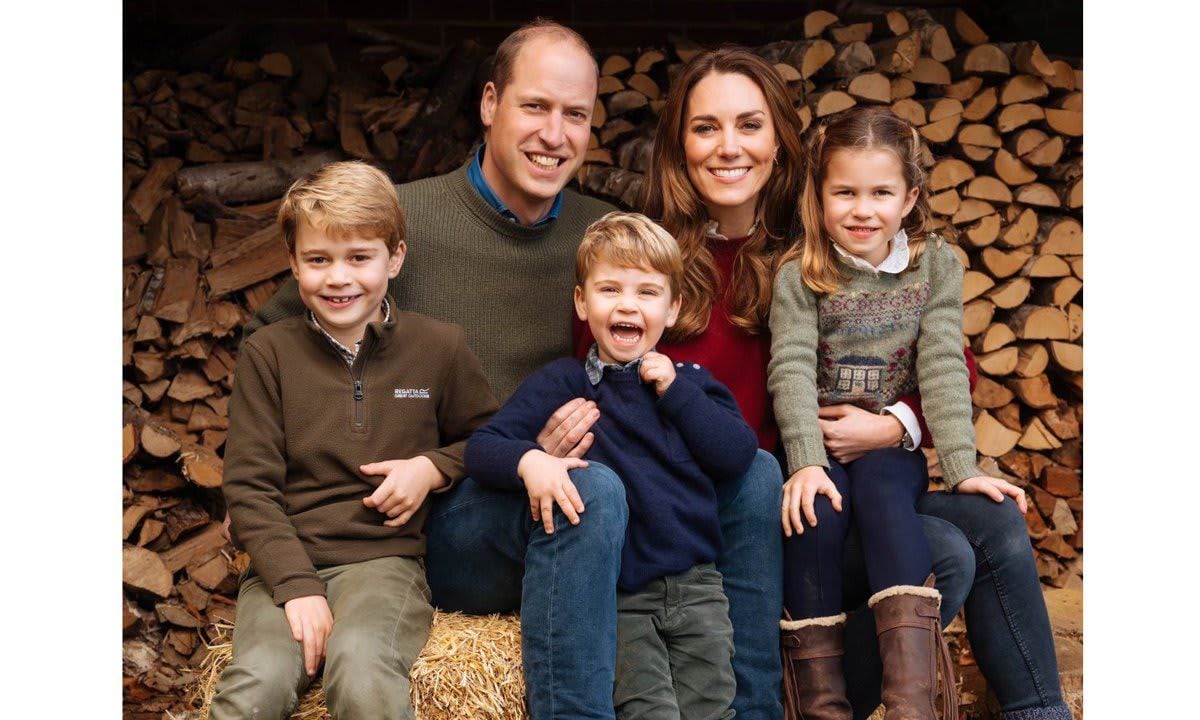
781, 466, 843, 538
818, 404, 905, 463
956, 475, 1028, 513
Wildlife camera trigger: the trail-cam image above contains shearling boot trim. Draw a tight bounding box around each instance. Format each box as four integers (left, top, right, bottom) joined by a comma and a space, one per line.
1001, 703, 1074, 720
867, 583, 942, 609
780, 612, 847, 631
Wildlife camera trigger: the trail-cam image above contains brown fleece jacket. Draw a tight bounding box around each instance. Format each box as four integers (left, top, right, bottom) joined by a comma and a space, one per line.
223, 304, 499, 605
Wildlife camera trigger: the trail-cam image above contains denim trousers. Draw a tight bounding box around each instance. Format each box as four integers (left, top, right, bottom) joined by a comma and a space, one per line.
425, 450, 786, 720
838, 490, 1069, 719
783, 447, 934, 619
916, 492, 1072, 720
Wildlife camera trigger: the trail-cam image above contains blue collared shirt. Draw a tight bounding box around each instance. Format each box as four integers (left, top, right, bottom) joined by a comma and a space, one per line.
467, 144, 563, 227
584, 343, 648, 386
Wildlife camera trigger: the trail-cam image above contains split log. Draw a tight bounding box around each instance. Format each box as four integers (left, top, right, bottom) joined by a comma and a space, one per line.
975, 411, 1021, 457
1007, 306, 1071, 340
972, 322, 1017, 354
175, 150, 343, 206
124, 546, 175, 599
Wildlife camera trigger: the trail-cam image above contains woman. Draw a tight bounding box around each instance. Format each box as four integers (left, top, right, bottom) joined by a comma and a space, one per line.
632, 47, 1067, 720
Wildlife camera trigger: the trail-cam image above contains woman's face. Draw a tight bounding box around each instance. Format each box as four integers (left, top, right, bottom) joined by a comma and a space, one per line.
682, 72, 779, 227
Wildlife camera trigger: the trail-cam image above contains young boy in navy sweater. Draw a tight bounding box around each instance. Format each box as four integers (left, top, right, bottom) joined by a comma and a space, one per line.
465, 212, 758, 720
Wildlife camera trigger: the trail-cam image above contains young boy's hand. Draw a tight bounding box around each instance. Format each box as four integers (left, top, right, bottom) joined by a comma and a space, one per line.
782, 465, 843, 538
283, 594, 333, 677
639, 351, 677, 396
361, 456, 447, 527
517, 450, 589, 535
956, 475, 1028, 513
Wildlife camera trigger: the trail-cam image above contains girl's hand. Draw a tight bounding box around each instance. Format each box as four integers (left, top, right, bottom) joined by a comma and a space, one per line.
818, 404, 905, 462
956, 475, 1028, 513
782, 466, 843, 538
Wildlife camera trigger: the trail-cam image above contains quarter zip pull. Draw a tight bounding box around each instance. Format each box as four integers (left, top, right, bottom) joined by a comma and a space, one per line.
353, 379, 365, 428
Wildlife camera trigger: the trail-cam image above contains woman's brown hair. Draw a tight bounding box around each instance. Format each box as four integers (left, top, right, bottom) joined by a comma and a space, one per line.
641, 47, 807, 341
795, 106, 941, 295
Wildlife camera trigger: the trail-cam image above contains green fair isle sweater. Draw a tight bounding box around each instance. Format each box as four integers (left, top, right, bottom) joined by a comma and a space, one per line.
767, 238, 981, 488
244, 160, 617, 402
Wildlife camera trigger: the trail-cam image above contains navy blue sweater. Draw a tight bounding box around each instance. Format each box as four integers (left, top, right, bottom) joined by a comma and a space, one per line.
465, 357, 759, 592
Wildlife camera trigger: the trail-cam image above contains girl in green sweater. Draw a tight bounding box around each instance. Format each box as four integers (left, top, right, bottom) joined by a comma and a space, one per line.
767, 107, 1027, 720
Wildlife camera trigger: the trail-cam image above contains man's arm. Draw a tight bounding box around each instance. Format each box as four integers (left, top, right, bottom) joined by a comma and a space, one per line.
240, 276, 308, 344
223, 343, 324, 605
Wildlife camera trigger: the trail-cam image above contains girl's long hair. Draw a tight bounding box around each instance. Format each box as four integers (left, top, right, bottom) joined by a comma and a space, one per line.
640, 47, 807, 340
792, 106, 942, 295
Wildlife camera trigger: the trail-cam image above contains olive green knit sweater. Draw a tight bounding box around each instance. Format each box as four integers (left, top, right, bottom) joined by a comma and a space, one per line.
767, 240, 981, 488
245, 160, 616, 402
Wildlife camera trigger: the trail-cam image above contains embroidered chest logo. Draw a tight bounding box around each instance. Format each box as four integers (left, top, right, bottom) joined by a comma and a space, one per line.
394, 388, 431, 399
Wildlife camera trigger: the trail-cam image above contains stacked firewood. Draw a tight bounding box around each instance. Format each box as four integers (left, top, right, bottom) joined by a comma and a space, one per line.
122, 8, 1081, 718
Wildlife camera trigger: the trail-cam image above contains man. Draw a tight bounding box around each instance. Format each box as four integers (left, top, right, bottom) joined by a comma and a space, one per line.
247, 20, 787, 720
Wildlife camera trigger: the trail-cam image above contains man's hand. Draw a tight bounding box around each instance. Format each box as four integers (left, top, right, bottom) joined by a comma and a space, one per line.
517, 450, 588, 535
639, 352, 677, 396
361, 456, 447, 527
818, 404, 905, 463
781, 466, 843, 538
537, 398, 598, 458
283, 595, 333, 677
956, 475, 1028, 513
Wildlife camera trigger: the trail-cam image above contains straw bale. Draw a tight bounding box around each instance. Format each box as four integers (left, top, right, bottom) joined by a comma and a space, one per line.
187, 612, 526, 719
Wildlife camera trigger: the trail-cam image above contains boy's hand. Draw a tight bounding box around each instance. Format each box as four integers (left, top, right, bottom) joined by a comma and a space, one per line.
639, 352, 676, 396
517, 450, 588, 535
781, 466, 843, 538
283, 595, 333, 677
361, 456, 447, 527
537, 398, 598, 458
956, 475, 1028, 513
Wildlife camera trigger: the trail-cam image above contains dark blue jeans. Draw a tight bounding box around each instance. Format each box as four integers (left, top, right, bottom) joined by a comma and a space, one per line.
425, 464, 627, 720
783, 448, 934, 618
917, 493, 1071, 720
425, 450, 786, 720
839, 492, 1070, 720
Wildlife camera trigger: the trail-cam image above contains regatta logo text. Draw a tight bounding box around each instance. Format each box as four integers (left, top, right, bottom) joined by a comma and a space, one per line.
394, 388, 431, 399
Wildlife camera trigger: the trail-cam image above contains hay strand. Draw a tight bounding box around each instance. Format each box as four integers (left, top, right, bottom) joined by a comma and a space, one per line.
187, 612, 525, 720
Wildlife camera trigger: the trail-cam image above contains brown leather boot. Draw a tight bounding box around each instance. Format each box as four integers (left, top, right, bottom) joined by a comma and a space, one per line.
780, 613, 852, 720
868, 575, 958, 720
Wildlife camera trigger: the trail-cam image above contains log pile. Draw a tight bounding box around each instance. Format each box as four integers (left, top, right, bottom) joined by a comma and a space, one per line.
122, 9, 1081, 719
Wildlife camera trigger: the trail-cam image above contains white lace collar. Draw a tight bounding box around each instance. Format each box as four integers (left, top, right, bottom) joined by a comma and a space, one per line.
833, 229, 910, 275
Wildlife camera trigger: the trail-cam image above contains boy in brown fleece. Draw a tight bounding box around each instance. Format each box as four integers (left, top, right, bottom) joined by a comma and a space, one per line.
210, 161, 498, 720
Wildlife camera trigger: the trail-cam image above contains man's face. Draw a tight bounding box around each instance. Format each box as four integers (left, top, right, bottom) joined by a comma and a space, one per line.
479, 35, 597, 225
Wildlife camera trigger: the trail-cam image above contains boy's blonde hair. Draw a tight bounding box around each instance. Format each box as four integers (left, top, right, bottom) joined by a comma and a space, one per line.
278, 160, 406, 255
575, 212, 684, 297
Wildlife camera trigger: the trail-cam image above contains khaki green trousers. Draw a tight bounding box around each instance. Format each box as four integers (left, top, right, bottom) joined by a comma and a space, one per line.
209, 555, 433, 720
613, 563, 737, 720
